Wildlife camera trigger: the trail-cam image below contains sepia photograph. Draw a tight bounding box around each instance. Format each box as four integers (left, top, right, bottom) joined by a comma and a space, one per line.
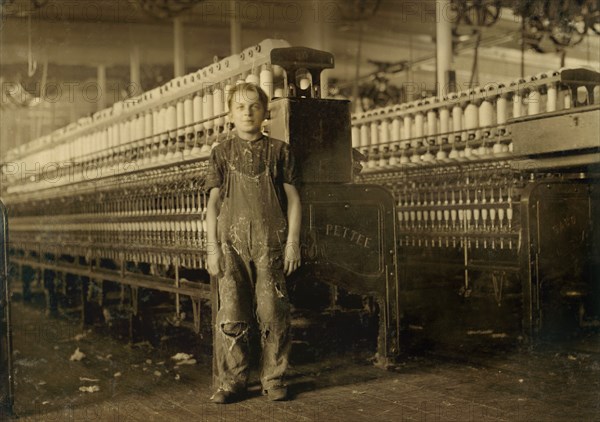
0, 0, 599, 420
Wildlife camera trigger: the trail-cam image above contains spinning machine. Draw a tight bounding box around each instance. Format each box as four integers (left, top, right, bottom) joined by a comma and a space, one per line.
1, 40, 400, 365
352, 68, 600, 344
2, 37, 598, 362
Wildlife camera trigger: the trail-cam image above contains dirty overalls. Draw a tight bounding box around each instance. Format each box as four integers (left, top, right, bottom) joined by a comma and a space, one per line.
215, 138, 291, 394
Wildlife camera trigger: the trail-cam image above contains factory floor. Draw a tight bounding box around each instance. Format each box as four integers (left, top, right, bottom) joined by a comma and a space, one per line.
5, 299, 600, 422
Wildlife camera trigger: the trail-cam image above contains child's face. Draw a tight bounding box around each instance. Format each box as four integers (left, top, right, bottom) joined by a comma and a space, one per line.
229, 89, 266, 139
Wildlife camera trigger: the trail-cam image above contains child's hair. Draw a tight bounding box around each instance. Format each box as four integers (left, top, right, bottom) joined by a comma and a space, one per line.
227, 82, 269, 112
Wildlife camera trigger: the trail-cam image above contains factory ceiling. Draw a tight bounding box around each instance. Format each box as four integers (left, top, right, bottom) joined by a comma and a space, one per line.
0, 0, 599, 152
1, 0, 598, 77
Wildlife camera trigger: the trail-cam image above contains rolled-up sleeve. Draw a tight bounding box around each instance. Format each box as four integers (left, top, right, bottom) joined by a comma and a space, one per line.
281, 143, 300, 187
204, 147, 223, 191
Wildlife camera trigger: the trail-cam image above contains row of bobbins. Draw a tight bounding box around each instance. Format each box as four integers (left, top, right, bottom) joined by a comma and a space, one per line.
16, 64, 278, 185
11, 213, 210, 269
351, 72, 589, 169
7, 41, 290, 192
393, 176, 517, 250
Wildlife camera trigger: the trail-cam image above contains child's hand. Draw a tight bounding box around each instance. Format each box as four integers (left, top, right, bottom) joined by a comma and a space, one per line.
207, 243, 224, 277
284, 241, 301, 276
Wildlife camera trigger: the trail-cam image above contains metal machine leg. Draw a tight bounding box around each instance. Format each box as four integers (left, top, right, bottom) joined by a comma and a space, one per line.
1, 201, 14, 417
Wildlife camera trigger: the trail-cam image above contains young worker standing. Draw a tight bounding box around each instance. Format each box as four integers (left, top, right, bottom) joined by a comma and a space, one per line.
205, 82, 301, 404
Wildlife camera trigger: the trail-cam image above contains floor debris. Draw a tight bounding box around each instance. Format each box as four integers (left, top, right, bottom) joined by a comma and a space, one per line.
171, 352, 193, 361
78, 385, 100, 393
15, 358, 46, 367
9, 298, 600, 421
73, 333, 86, 341
69, 348, 85, 361
175, 358, 197, 366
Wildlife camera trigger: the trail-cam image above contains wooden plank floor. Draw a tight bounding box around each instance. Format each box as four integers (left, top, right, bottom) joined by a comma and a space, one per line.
5, 299, 600, 422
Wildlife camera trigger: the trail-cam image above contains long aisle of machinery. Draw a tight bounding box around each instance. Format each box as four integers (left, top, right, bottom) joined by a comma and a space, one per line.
1, 40, 400, 365
2, 40, 296, 336
3, 36, 598, 360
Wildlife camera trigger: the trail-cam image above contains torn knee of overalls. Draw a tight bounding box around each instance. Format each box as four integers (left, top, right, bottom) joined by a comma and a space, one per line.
220, 321, 249, 351
221, 321, 248, 337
